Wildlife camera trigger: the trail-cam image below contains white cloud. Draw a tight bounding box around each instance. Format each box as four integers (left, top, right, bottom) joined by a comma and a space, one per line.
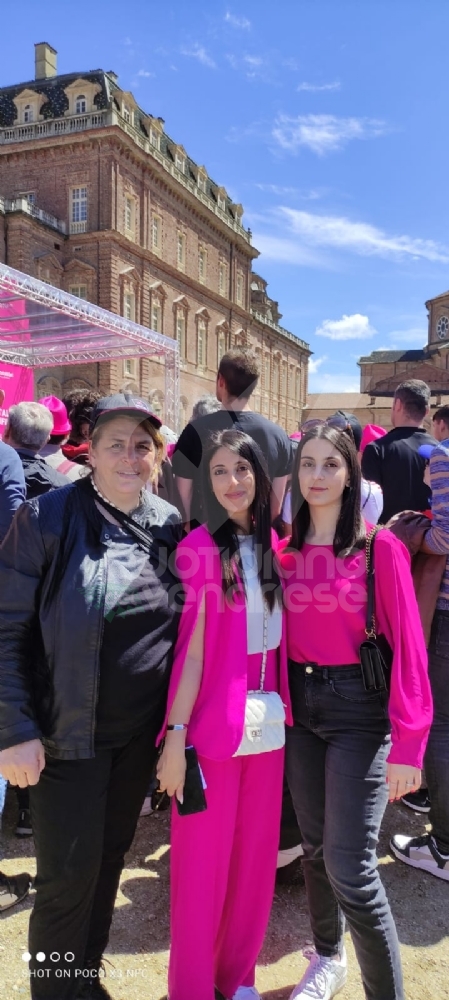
278, 208, 449, 263
315, 314, 377, 341
254, 183, 325, 200
297, 81, 341, 92
272, 114, 388, 155
180, 44, 216, 69
251, 233, 330, 268
137, 69, 154, 78
225, 11, 251, 29
244, 55, 263, 67
308, 355, 328, 374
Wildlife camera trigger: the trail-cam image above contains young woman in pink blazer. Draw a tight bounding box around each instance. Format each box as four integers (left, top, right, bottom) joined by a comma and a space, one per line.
157, 429, 291, 1000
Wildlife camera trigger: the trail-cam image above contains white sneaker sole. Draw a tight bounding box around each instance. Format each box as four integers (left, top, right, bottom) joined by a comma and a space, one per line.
390, 842, 449, 881
290, 980, 346, 1000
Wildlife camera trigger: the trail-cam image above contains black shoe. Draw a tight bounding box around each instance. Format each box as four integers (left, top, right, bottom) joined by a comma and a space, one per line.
15, 808, 33, 837
276, 856, 305, 887
401, 787, 431, 813
0, 871, 32, 912
76, 969, 113, 999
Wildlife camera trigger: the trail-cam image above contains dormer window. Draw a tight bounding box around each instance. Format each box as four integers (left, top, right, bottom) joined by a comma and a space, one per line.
175, 152, 185, 172
197, 168, 207, 193
217, 187, 227, 211
150, 128, 160, 149
75, 95, 86, 114
123, 105, 131, 123
23, 105, 33, 123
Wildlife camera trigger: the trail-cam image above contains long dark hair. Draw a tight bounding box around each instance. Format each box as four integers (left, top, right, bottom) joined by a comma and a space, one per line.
202, 429, 281, 610
289, 425, 365, 556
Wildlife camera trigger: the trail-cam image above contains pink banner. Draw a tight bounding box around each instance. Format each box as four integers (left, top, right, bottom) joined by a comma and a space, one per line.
0, 362, 34, 431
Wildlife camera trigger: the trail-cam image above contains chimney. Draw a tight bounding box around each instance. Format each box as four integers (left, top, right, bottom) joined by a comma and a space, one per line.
35, 42, 57, 80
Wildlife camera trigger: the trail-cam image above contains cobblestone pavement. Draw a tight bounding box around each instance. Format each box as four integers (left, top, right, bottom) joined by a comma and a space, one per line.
0, 793, 448, 1000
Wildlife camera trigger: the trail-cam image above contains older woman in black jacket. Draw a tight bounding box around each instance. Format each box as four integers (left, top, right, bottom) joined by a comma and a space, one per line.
0, 393, 182, 1000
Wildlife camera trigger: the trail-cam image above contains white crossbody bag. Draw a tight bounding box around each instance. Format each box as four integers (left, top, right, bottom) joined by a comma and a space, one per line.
233, 601, 286, 756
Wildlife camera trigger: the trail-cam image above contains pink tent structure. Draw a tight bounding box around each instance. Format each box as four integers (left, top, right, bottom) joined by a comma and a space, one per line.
0, 262, 179, 428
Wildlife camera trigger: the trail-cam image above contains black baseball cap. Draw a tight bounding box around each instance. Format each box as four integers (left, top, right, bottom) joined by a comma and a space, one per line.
90, 392, 162, 431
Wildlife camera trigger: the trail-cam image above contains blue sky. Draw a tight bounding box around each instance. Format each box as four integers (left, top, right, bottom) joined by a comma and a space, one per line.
4, 0, 449, 393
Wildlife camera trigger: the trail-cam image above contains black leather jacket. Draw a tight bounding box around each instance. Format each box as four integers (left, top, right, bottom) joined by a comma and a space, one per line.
0, 480, 182, 759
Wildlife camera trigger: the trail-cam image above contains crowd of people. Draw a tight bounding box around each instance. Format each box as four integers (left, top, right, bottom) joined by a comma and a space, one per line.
0, 353, 447, 1000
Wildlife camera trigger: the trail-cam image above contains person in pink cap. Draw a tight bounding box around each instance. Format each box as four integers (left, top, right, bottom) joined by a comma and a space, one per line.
360, 424, 387, 454
39, 396, 83, 481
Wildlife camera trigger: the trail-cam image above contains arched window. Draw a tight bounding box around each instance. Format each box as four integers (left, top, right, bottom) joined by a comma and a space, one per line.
75, 95, 86, 114
23, 105, 33, 123
273, 356, 280, 395
264, 355, 271, 391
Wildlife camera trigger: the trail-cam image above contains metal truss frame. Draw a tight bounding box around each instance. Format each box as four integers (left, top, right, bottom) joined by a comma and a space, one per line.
0, 262, 180, 429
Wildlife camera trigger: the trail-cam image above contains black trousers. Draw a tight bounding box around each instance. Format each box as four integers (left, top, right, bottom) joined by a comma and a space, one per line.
28, 725, 159, 1000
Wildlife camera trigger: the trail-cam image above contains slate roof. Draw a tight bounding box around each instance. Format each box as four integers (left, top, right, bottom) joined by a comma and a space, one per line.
0, 70, 242, 226
358, 349, 426, 364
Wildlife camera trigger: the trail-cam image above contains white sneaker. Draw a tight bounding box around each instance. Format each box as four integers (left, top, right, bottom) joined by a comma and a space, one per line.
277, 843, 305, 868
390, 832, 449, 881
290, 947, 347, 999
230, 988, 262, 1000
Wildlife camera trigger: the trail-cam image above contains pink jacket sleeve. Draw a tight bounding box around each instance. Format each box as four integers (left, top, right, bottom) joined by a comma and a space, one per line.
374, 530, 433, 768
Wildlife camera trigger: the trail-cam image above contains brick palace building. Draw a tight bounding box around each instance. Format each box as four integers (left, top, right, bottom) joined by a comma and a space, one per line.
0, 42, 310, 431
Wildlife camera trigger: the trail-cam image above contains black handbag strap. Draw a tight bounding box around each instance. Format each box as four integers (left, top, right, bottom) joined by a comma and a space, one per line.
85, 477, 155, 553
365, 525, 383, 639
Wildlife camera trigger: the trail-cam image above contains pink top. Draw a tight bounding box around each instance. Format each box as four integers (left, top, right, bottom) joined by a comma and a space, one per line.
158, 525, 292, 761
278, 529, 432, 768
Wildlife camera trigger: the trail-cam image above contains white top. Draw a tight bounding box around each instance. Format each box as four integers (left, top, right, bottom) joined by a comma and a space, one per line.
282, 482, 383, 526
361, 478, 383, 524
237, 535, 283, 654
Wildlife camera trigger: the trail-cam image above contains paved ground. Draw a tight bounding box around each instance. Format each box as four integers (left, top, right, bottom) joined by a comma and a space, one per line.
0, 791, 448, 1000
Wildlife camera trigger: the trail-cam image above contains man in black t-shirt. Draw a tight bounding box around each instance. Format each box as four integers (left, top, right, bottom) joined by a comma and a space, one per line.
361, 379, 437, 523
173, 348, 292, 526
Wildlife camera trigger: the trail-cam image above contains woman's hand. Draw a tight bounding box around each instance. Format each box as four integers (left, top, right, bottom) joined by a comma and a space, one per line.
156, 734, 187, 802
386, 763, 421, 803
0, 739, 45, 787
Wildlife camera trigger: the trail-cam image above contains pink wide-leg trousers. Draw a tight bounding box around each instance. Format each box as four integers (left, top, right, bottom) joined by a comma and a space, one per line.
168, 650, 284, 1000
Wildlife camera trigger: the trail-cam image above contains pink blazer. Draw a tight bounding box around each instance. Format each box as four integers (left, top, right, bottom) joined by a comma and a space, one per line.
159, 525, 292, 761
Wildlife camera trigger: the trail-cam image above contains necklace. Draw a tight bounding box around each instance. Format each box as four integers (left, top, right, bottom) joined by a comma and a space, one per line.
90, 475, 145, 516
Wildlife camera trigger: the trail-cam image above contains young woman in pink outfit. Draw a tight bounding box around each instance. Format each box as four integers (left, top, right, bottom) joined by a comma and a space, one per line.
157, 429, 291, 1000
278, 425, 432, 1000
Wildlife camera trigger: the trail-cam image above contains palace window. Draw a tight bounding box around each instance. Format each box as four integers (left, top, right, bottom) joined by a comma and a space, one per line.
123, 105, 131, 123
273, 356, 280, 395
217, 329, 226, 365
197, 173, 207, 192
198, 247, 207, 283
295, 368, 301, 403
124, 196, 135, 236
69, 284, 88, 300
236, 270, 244, 306
152, 298, 162, 333
75, 95, 86, 114
123, 292, 135, 322
123, 358, 138, 378
197, 318, 206, 368
152, 214, 161, 252
177, 231, 186, 269
176, 310, 186, 357
23, 105, 33, 123
150, 128, 160, 149
219, 261, 228, 296
175, 152, 185, 172
71, 187, 87, 224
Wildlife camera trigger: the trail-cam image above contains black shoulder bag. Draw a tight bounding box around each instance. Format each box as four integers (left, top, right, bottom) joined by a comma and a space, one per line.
359, 526, 393, 692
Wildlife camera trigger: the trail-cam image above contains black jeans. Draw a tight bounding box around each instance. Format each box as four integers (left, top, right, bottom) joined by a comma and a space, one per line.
425, 611, 449, 854
286, 661, 404, 1000
28, 725, 159, 1000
